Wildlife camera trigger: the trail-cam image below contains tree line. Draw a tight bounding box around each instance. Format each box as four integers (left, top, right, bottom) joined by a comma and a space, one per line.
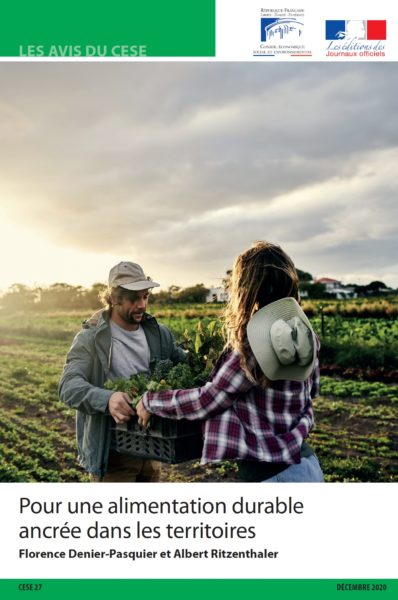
0, 282, 210, 311
0, 273, 394, 312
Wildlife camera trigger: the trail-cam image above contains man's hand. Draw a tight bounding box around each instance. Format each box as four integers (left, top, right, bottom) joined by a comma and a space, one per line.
136, 399, 152, 428
108, 392, 135, 424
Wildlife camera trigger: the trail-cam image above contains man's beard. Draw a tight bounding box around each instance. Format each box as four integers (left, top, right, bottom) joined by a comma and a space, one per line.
120, 310, 143, 325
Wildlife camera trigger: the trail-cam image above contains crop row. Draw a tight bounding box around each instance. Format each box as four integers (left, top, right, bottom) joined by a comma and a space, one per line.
303, 299, 398, 318
309, 425, 397, 483
320, 377, 398, 403
0, 409, 86, 482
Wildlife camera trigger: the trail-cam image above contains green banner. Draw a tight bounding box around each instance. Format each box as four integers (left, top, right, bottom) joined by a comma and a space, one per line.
1, 580, 397, 599
0, 0, 215, 57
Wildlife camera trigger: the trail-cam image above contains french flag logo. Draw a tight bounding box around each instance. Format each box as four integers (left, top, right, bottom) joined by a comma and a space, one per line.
325, 20, 386, 40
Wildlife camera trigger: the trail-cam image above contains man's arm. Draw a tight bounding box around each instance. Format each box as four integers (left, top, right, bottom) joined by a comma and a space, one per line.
59, 331, 112, 415
59, 331, 135, 422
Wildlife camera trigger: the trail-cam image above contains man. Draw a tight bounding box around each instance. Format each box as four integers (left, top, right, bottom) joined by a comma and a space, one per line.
59, 261, 185, 482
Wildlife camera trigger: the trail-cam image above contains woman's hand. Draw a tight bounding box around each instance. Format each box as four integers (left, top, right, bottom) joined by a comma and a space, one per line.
136, 399, 152, 428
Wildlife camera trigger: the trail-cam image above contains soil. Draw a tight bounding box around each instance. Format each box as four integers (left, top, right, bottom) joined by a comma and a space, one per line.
0, 337, 22, 345
321, 364, 398, 383
161, 459, 240, 483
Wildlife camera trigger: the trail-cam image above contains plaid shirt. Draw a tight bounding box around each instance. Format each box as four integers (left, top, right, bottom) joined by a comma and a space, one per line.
142, 347, 320, 465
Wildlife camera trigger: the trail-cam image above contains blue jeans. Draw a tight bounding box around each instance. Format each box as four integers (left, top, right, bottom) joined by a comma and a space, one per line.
262, 455, 324, 483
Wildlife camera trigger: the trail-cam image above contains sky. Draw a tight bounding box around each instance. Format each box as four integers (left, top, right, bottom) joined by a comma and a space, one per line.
1, 62, 397, 292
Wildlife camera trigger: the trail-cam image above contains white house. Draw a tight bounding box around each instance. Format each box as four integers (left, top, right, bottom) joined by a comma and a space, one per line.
206, 287, 229, 303
315, 277, 357, 299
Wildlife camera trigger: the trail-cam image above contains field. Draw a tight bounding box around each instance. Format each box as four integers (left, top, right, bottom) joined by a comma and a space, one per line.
0, 301, 397, 482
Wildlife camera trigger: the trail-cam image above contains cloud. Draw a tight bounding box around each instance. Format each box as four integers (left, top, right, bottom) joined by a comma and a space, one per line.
0, 62, 397, 287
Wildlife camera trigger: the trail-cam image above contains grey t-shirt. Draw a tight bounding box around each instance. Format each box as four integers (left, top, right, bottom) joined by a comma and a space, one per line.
108, 321, 150, 379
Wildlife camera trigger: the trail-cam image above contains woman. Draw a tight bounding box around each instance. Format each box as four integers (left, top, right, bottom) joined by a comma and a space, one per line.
136, 241, 324, 482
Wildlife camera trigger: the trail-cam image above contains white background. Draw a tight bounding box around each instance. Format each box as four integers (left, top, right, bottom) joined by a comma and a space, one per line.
1, 483, 396, 579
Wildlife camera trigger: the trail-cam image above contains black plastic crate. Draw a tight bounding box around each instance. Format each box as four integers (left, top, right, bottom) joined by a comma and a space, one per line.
111, 416, 203, 464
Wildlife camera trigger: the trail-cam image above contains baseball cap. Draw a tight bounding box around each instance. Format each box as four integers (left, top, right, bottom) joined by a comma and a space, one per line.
108, 262, 160, 291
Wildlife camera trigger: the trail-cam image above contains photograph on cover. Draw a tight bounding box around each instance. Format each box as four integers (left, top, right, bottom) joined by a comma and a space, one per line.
0, 62, 397, 483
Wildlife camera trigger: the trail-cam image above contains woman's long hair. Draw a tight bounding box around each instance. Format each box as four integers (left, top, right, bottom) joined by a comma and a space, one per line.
224, 241, 299, 383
